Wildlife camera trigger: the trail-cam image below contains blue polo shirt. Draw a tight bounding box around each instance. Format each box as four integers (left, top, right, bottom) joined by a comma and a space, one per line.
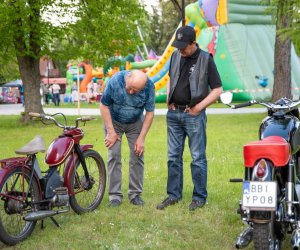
101, 71, 155, 124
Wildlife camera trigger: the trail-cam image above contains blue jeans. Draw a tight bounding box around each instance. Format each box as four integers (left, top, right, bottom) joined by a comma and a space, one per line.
167, 109, 207, 202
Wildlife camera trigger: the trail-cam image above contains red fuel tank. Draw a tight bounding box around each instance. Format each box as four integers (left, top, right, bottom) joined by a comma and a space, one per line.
45, 137, 74, 166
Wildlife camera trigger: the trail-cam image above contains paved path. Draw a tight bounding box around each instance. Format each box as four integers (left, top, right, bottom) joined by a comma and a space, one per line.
0, 104, 267, 116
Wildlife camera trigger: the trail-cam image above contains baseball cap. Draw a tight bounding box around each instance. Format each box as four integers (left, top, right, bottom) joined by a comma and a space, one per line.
172, 26, 196, 49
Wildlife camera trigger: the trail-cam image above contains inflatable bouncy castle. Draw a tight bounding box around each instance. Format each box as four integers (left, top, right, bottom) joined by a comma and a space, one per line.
148, 0, 300, 102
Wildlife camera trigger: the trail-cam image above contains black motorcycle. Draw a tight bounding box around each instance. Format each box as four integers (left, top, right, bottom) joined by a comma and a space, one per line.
220, 92, 300, 250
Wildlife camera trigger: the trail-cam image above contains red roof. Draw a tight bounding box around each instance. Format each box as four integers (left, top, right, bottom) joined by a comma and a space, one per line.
41, 78, 67, 85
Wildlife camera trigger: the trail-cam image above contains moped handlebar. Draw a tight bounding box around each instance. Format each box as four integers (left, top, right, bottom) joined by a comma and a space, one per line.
28, 112, 42, 118
29, 112, 96, 129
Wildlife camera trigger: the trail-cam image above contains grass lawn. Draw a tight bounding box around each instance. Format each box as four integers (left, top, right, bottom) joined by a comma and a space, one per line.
0, 113, 290, 249
44, 101, 262, 109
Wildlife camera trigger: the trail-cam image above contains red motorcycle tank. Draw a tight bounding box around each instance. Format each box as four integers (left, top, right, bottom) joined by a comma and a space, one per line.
45, 137, 74, 166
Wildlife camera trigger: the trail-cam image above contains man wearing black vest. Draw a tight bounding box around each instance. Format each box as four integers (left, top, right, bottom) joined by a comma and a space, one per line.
157, 25, 223, 211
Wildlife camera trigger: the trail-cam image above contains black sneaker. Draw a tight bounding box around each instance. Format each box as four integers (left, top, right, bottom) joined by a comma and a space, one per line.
109, 199, 121, 207
156, 197, 179, 210
130, 196, 145, 206
189, 200, 205, 211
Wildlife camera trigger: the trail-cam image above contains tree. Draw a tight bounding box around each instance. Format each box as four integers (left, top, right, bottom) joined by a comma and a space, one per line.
272, 0, 294, 100
0, 0, 78, 122
0, 0, 148, 122
146, 0, 194, 55
64, 0, 148, 65
281, 4, 300, 54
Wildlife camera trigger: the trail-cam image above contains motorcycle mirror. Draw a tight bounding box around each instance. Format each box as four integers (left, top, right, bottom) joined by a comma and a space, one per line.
220, 92, 233, 105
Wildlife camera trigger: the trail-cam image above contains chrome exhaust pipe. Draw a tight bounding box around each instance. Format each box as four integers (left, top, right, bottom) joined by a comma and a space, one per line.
23, 209, 69, 221
235, 227, 253, 249
291, 228, 300, 250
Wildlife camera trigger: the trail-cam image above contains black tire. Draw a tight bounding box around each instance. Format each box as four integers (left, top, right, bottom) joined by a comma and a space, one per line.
253, 223, 270, 250
69, 149, 106, 214
253, 222, 282, 250
0, 167, 41, 245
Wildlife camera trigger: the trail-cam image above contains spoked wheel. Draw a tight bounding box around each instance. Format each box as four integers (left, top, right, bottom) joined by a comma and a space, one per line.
69, 149, 106, 214
0, 167, 41, 245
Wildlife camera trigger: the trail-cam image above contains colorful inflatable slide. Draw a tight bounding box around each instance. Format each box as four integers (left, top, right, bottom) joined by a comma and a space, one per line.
148, 0, 300, 102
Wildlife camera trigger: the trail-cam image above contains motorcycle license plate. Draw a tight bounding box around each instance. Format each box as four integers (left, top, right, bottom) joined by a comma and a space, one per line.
242, 181, 277, 211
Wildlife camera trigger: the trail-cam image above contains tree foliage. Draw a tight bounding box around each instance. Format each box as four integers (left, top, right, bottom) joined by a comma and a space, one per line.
63, 0, 147, 65
146, 0, 194, 55
0, 0, 148, 122
267, 0, 299, 100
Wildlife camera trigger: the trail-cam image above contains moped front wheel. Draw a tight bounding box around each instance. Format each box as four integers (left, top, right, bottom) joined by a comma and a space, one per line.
0, 167, 41, 246
69, 149, 106, 214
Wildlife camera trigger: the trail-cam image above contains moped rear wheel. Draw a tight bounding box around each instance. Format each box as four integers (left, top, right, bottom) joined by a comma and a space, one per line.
69, 149, 106, 214
0, 167, 41, 245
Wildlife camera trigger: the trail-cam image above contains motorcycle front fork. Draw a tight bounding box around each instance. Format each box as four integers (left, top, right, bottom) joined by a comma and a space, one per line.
287, 158, 296, 217
74, 145, 92, 190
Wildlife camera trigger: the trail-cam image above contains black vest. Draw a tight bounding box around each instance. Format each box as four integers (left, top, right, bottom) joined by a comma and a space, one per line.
169, 50, 210, 107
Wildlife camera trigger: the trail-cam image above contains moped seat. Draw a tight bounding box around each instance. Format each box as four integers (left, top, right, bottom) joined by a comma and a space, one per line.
15, 136, 46, 155
244, 136, 290, 167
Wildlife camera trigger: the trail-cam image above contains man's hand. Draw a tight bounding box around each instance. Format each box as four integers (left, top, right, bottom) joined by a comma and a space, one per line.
168, 103, 176, 110
104, 132, 120, 149
185, 106, 201, 116
134, 136, 145, 156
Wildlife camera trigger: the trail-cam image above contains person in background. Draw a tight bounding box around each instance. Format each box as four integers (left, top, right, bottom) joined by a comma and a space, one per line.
52, 80, 61, 106
71, 82, 78, 104
41, 81, 49, 105
19, 84, 24, 106
95, 80, 102, 103
156, 26, 223, 211
100, 70, 155, 207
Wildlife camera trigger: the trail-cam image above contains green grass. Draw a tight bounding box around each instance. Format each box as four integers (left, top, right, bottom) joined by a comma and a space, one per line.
0, 113, 290, 249
44, 101, 262, 109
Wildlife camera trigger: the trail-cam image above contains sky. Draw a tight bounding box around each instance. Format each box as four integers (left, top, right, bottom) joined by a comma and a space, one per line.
140, 0, 160, 14
45, 0, 160, 26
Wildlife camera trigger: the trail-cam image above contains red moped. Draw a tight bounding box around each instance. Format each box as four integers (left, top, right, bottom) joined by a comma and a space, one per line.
0, 112, 106, 245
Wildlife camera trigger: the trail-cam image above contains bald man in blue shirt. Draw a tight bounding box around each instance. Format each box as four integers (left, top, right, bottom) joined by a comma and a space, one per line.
100, 70, 155, 207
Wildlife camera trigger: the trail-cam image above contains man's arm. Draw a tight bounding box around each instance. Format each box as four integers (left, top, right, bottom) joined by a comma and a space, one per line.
134, 111, 154, 156
99, 103, 120, 149
188, 86, 223, 115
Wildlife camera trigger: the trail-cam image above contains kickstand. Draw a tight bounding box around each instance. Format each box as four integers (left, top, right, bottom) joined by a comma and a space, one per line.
50, 217, 60, 228
41, 220, 45, 229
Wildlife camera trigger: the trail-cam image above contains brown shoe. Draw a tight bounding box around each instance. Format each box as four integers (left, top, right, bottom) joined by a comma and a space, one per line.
156, 197, 180, 210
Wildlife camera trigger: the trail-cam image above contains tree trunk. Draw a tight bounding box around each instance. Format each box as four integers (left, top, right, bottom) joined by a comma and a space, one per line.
17, 55, 43, 122
12, 0, 43, 123
272, 0, 292, 101
170, 0, 182, 14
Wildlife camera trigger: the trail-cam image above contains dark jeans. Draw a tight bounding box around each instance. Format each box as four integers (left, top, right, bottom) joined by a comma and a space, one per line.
53, 93, 60, 106
166, 109, 207, 202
